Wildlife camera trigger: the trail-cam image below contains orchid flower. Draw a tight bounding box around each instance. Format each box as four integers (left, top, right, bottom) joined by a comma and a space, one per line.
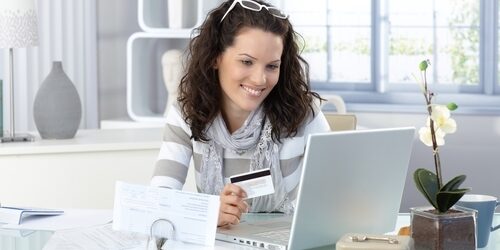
414, 60, 468, 213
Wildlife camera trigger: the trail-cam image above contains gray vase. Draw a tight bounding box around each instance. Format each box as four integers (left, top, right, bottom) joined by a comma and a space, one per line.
33, 61, 82, 139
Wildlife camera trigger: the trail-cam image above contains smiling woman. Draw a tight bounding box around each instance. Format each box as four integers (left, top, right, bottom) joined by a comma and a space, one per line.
150, 0, 330, 228
215, 27, 283, 132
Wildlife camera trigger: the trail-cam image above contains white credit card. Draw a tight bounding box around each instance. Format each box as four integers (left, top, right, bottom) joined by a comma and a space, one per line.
229, 168, 275, 199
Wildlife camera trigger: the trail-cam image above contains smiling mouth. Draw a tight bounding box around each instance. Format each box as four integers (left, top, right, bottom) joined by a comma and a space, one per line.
241, 85, 264, 97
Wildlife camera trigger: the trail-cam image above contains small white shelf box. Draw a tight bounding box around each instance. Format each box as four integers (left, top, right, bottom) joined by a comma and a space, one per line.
127, 0, 208, 122
138, 0, 204, 33
126, 32, 191, 122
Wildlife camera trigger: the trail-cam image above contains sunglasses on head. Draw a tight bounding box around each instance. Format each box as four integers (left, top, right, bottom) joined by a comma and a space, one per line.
220, 0, 288, 23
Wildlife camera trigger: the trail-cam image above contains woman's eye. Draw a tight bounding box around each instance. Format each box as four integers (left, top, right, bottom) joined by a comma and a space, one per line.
267, 64, 279, 70
241, 60, 252, 66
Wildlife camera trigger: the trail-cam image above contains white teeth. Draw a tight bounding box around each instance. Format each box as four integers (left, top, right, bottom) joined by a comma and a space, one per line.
242, 85, 263, 96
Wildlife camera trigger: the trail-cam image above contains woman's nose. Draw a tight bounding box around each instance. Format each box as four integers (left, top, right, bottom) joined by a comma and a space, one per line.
249, 67, 266, 85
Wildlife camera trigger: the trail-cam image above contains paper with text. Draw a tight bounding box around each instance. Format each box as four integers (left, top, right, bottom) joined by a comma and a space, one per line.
112, 181, 220, 247
42, 224, 146, 250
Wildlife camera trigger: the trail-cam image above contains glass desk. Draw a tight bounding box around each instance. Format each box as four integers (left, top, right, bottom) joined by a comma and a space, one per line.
1, 214, 499, 249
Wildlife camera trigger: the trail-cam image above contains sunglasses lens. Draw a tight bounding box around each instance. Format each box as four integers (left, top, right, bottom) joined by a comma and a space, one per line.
268, 7, 287, 18
240, 0, 261, 10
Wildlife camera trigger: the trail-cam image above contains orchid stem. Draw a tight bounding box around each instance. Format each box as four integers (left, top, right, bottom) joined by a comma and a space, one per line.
423, 68, 443, 190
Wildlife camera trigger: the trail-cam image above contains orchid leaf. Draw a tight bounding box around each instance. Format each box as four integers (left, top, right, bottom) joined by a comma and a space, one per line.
414, 168, 439, 209
440, 175, 466, 192
436, 188, 470, 213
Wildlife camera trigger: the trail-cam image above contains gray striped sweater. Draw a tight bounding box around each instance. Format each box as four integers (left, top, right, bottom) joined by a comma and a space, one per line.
151, 103, 330, 205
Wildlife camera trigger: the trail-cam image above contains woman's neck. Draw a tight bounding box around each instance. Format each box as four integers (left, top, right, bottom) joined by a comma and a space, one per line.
221, 109, 250, 134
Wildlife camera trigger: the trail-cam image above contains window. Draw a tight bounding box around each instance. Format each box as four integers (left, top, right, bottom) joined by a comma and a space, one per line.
387, 0, 479, 86
277, 0, 500, 113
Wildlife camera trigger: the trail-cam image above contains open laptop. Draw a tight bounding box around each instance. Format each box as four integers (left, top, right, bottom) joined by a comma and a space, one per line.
216, 127, 415, 250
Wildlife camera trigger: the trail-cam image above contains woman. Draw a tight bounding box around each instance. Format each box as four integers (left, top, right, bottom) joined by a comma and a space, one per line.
151, 0, 330, 227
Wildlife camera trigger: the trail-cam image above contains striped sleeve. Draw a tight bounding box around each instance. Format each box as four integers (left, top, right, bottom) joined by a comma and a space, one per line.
151, 104, 193, 190
280, 103, 330, 205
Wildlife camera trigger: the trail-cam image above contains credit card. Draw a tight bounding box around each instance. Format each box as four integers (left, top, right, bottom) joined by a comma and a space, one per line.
230, 168, 275, 199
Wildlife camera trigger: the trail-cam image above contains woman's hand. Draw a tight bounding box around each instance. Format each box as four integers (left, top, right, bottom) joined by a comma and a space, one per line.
218, 183, 249, 227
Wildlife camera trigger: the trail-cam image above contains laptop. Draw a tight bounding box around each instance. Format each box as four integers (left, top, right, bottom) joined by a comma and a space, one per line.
216, 127, 415, 250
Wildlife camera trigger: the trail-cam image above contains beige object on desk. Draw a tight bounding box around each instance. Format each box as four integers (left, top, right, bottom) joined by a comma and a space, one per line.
322, 95, 357, 131
336, 233, 414, 250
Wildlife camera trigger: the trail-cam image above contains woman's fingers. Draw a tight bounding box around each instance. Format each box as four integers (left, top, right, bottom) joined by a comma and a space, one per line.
222, 183, 247, 198
221, 194, 248, 211
218, 201, 242, 226
218, 211, 239, 226
217, 184, 250, 226
221, 202, 242, 218
221, 184, 249, 212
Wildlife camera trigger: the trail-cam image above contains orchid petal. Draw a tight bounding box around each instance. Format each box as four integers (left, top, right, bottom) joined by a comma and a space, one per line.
441, 118, 457, 134
419, 127, 433, 147
435, 129, 445, 146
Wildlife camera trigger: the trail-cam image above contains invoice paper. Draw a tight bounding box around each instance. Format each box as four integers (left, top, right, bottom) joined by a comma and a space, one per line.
42, 224, 146, 250
112, 181, 220, 247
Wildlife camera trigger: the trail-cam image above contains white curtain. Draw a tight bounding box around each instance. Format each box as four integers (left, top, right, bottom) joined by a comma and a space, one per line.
1, 0, 98, 132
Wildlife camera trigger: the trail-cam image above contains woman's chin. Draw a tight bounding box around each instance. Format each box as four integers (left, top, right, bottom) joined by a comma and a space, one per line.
240, 102, 262, 113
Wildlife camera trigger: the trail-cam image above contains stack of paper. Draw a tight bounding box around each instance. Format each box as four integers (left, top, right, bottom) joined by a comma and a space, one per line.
2, 209, 113, 231
0, 207, 64, 225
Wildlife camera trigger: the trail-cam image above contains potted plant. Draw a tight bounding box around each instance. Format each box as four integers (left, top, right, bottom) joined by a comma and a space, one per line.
410, 60, 476, 250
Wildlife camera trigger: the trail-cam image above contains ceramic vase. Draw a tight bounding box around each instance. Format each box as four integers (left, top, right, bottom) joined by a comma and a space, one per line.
33, 61, 82, 139
410, 206, 476, 250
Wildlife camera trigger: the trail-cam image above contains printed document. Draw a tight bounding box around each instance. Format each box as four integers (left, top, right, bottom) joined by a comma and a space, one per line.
112, 181, 220, 247
42, 223, 146, 250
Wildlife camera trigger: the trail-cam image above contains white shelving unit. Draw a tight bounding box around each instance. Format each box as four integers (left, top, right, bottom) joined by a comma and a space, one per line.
126, 0, 204, 123
138, 0, 204, 32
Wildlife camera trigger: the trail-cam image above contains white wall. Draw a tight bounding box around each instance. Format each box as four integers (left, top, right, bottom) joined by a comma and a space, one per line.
97, 0, 141, 121
356, 112, 500, 212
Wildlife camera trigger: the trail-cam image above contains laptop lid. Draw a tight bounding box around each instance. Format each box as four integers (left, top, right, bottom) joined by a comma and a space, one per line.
216, 127, 415, 250
288, 127, 415, 249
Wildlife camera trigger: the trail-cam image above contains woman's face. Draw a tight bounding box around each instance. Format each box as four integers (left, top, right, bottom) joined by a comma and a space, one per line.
216, 27, 283, 118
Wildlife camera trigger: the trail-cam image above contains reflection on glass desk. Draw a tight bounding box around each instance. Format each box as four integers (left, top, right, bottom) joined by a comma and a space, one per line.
1, 214, 499, 250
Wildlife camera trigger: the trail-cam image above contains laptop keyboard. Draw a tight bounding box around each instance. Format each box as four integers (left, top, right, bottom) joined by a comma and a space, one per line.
254, 229, 290, 242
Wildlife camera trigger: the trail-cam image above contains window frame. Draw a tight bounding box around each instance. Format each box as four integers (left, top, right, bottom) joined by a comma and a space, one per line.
300, 0, 500, 115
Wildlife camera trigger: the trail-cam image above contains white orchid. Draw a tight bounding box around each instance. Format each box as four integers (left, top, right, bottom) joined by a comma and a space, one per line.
419, 126, 445, 146
418, 104, 458, 146
414, 60, 467, 214
430, 105, 457, 134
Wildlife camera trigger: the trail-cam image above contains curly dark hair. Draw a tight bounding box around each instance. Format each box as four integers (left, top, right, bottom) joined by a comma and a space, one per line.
178, 0, 322, 142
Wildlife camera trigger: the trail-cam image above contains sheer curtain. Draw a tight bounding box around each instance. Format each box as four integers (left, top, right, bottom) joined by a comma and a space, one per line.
1, 0, 98, 132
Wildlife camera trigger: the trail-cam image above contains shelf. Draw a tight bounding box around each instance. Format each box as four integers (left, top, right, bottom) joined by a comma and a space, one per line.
138, 0, 203, 32
126, 0, 208, 122
126, 32, 190, 122
0, 128, 163, 156
100, 118, 163, 129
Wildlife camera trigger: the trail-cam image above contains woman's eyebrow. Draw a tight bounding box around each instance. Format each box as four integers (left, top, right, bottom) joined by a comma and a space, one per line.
238, 53, 257, 59
238, 53, 281, 63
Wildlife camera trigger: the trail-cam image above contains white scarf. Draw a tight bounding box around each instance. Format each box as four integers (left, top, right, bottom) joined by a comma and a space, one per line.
200, 106, 293, 213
